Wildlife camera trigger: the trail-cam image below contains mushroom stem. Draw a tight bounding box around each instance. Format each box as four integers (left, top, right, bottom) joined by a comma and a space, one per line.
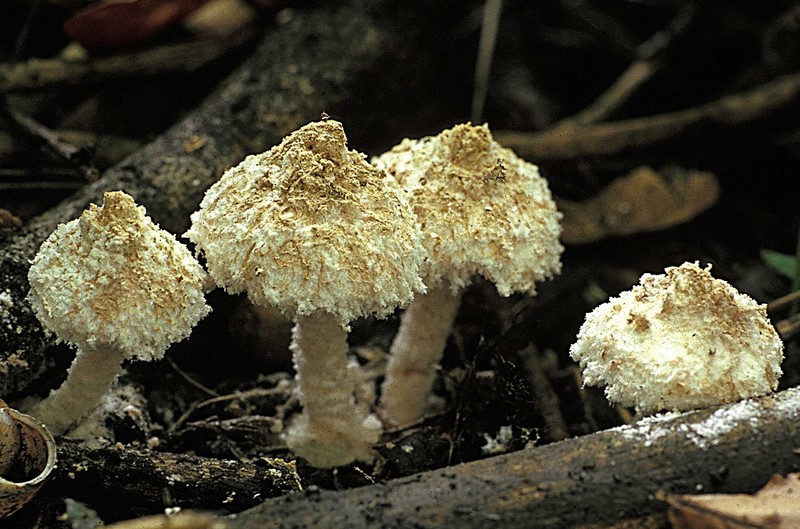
381, 285, 462, 428
285, 312, 381, 468
29, 344, 123, 435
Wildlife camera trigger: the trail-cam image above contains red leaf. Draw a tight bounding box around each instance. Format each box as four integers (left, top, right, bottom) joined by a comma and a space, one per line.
64, 0, 209, 50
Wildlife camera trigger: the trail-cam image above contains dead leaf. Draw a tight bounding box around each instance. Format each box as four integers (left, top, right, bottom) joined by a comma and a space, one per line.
558, 166, 720, 244
661, 473, 800, 529
0, 209, 22, 231
64, 0, 209, 50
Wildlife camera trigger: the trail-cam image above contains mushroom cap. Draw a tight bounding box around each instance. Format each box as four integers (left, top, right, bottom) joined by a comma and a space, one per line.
569, 262, 784, 414
373, 123, 563, 295
27, 191, 212, 362
185, 119, 425, 325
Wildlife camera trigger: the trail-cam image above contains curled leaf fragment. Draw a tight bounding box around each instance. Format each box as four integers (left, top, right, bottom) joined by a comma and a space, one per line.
662, 473, 800, 529
559, 166, 720, 244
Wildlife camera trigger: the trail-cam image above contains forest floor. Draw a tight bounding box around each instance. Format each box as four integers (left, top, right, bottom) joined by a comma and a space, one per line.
1, 1, 799, 528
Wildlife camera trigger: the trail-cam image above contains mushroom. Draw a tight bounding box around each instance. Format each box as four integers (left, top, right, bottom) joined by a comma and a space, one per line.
569, 262, 784, 415
185, 118, 425, 467
26, 191, 212, 435
374, 123, 563, 428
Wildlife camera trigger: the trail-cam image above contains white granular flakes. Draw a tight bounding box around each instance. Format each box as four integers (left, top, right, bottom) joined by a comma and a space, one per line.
614, 387, 800, 449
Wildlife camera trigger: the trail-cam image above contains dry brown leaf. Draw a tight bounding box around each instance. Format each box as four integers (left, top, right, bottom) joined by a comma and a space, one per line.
558, 166, 720, 244
661, 473, 800, 529
0, 208, 22, 231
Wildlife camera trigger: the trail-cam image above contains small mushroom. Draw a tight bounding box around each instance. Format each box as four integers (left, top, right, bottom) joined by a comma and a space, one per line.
569, 262, 784, 415
26, 191, 212, 435
374, 123, 563, 427
185, 119, 425, 467
0, 404, 57, 519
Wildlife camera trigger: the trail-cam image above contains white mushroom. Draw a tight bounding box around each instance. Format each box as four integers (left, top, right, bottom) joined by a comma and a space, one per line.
185, 118, 425, 467
26, 191, 212, 435
569, 262, 784, 415
374, 123, 563, 428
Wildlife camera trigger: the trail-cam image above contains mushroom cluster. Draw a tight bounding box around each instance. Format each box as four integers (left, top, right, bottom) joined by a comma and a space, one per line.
185, 118, 426, 467
26, 119, 565, 468
569, 262, 784, 415
26, 191, 211, 435
374, 123, 564, 427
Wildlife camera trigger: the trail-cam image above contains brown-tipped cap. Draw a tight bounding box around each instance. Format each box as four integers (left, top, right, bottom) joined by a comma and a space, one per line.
374, 123, 563, 296
27, 191, 211, 361
186, 119, 425, 324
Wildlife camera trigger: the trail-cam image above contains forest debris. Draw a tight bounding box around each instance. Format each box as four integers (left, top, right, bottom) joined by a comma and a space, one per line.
228, 387, 800, 529
4, 106, 99, 182
183, 0, 257, 39
55, 439, 302, 514
662, 473, 800, 529
102, 510, 227, 529
0, 209, 22, 231
494, 73, 800, 161
63, 0, 209, 50
558, 166, 720, 244
0, 0, 439, 396
0, 32, 254, 93
553, 4, 696, 130
776, 313, 800, 340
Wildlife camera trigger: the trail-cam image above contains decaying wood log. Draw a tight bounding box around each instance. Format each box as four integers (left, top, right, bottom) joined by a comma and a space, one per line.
51, 439, 301, 516
226, 387, 800, 529
0, 0, 458, 395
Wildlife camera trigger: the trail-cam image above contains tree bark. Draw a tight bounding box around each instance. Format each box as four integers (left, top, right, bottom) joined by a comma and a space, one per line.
228, 387, 800, 529
0, 0, 459, 395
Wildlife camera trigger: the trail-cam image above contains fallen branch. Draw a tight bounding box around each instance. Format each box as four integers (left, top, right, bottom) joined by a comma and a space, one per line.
53, 440, 302, 515
228, 387, 800, 529
0, 32, 255, 93
494, 73, 800, 161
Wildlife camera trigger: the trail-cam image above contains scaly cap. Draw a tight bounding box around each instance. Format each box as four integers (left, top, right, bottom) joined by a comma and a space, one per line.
27, 191, 211, 361
373, 123, 563, 295
186, 119, 425, 325
569, 262, 784, 414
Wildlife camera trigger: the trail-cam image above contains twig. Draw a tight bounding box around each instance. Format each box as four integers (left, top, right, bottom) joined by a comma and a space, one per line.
0, 31, 256, 93
776, 313, 800, 340
0, 129, 142, 167
518, 346, 569, 442
494, 73, 800, 161
768, 289, 800, 313
553, 4, 696, 129
471, 0, 503, 123
166, 355, 220, 398
170, 386, 292, 433
4, 105, 100, 181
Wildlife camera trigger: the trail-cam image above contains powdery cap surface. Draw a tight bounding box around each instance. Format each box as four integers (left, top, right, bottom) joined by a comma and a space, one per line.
27, 191, 212, 361
186, 119, 425, 324
373, 123, 563, 295
569, 262, 784, 415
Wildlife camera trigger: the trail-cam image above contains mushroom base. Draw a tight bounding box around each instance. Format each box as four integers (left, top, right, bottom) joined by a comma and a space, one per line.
285, 313, 381, 468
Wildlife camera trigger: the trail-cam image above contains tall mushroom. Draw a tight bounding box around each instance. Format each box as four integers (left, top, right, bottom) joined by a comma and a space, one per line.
569, 262, 784, 415
185, 118, 425, 468
374, 123, 563, 428
26, 191, 212, 435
